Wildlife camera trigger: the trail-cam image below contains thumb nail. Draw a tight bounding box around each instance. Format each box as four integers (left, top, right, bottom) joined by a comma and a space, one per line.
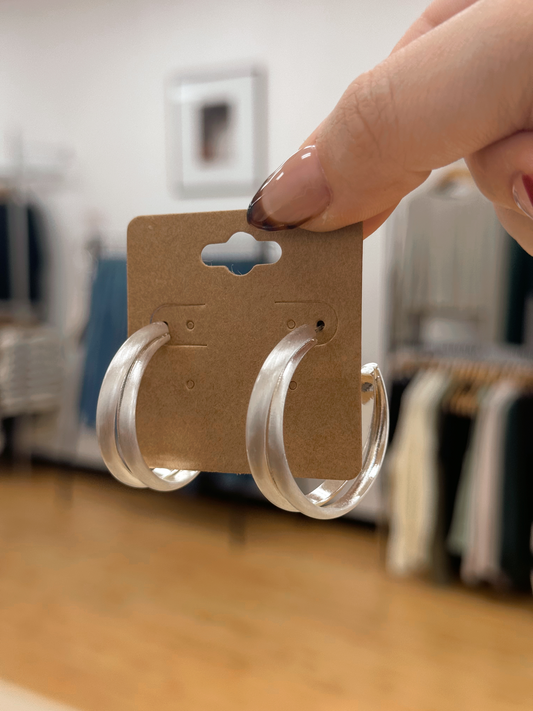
247, 145, 331, 231
512, 174, 533, 220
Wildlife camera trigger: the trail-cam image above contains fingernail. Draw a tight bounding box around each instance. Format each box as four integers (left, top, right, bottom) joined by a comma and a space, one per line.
247, 145, 331, 231
512, 174, 533, 220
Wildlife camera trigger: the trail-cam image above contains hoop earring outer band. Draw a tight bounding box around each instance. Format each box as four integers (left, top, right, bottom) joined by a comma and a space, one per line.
245, 324, 389, 519
96, 322, 200, 491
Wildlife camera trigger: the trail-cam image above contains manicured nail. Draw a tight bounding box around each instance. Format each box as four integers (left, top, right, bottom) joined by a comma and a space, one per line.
247, 145, 331, 231
512, 174, 533, 220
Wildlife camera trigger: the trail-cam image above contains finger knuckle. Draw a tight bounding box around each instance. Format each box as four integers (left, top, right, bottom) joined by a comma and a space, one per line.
335, 70, 398, 162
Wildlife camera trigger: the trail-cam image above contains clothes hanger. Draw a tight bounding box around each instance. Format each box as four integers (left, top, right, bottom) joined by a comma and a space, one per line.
431, 165, 476, 199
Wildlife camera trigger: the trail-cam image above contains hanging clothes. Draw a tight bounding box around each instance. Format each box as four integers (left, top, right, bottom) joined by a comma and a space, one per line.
0, 201, 45, 305
500, 395, 533, 592
387, 370, 451, 576
78, 258, 127, 428
460, 381, 519, 587
388, 376, 412, 445
504, 237, 533, 345
389, 362, 533, 594
447, 419, 478, 559
388, 179, 509, 349
431, 408, 474, 583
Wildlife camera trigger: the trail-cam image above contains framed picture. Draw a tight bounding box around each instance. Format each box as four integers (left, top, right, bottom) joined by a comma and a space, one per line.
167, 66, 267, 198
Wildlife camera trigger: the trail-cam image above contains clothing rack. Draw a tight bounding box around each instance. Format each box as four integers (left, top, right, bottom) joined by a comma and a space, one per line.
30, 240, 128, 469
0, 132, 72, 322
0, 133, 72, 458
386, 350, 533, 591
389, 346, 533, 417
390, 345, 533, 386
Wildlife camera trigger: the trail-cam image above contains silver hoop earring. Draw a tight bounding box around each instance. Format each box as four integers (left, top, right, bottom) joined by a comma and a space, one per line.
96, 322, 200, 492
245, 324, 389, 519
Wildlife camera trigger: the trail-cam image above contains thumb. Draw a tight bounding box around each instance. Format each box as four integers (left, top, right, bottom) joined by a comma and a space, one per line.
247, 0, 533, 236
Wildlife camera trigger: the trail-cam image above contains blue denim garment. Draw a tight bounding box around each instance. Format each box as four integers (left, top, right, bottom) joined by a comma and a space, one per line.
79, 258, 127, 428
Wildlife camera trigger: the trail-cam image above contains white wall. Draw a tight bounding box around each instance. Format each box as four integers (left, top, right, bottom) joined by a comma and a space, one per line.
0, 0, 428, 364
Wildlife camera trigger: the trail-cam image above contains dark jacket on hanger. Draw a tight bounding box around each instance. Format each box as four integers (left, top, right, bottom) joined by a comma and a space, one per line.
0, 202, 44, 304
501, 396, 533, 592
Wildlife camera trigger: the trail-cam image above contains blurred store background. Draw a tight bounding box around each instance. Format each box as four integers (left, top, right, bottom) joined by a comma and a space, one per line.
0, 1, 532, 711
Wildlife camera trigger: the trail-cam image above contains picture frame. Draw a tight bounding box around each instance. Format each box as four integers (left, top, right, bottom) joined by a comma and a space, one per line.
166, 66, 267, 198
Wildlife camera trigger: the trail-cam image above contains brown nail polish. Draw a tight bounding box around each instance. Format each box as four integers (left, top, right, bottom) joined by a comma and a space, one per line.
512, 174, 533, 220
247, 145, 331, 231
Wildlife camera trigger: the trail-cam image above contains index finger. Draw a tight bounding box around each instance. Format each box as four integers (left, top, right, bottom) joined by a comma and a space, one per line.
392, 0, 480, 53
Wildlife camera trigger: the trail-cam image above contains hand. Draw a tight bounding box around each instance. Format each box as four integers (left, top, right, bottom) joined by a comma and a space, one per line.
247, 0, 533, 254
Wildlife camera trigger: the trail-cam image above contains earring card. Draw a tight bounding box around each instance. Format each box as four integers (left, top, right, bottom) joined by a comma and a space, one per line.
128, 210, 362, 480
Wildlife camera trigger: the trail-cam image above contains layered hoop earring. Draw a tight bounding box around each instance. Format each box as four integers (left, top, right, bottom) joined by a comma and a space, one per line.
96, 321, 200, 491
96, 321, 388, 516
245, 324, 389, 519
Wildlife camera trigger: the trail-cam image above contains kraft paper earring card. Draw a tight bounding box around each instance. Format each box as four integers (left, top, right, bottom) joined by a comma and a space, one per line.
127, 209, 362, 480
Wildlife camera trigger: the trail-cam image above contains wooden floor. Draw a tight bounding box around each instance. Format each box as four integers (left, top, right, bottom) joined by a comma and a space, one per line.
0, 466, 531, 711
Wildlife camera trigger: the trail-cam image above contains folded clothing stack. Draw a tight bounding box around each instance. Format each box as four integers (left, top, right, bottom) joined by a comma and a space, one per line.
0, 325, 63, 418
